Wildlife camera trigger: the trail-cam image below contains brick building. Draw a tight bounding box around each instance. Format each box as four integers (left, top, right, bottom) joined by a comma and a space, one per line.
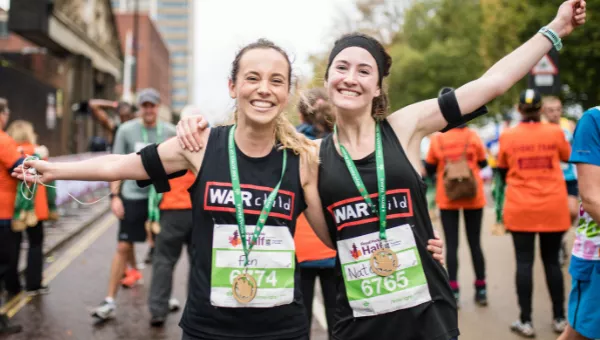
115, 13, 171, 109
0, 2, 123, 156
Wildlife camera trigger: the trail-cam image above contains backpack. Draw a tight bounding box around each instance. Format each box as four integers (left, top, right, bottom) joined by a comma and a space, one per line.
440, 135, 478, 201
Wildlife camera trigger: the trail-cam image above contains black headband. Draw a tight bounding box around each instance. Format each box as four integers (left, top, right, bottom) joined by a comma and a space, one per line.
326, 36, 387, 86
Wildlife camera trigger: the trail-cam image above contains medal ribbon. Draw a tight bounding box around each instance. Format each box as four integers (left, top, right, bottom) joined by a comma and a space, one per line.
334, 122, 387, 241
142, 123, 163, 223
228, 125, 287, 267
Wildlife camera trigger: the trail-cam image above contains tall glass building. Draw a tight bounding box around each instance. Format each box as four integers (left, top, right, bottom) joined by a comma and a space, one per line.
112, 0, 193, 112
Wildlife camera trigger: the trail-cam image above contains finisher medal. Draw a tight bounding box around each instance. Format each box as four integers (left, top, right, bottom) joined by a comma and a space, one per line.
370, 248, 399, 277
232, 273, 258, 304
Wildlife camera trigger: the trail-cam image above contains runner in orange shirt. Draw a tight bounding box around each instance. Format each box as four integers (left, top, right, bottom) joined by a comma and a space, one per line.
497, 89, 571, 338
147, 105, 198, 327
0, 98, 24, 335
425, 92, 488, 307
5, 120, 51, 297
294, 89, 337, 338
148, 169, 195, 327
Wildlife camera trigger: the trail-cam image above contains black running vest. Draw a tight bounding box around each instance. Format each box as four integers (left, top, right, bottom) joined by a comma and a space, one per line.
318, 120, 459, 340
180, 125, 308, 339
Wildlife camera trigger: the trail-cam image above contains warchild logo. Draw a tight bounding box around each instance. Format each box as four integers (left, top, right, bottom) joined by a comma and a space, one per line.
328, 189, 413, 230
204, 182, 295, 220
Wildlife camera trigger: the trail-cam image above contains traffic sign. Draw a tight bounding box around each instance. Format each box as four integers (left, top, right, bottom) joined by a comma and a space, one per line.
531, 54, 558, 75
528, 48, 560, 95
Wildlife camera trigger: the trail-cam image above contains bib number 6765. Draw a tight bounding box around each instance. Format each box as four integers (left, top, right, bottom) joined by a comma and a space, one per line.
361, 270, 409, 297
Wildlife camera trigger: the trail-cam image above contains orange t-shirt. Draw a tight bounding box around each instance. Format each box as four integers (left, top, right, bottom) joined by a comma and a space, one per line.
0, 131, 21, 220
18, 143, 49, 221
497, 122, 571, 232
294, 213, 336, 263
159, 170, 195, 210
426, 128, 487, 210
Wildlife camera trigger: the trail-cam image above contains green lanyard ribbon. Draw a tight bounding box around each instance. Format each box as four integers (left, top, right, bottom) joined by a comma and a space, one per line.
334, 122, 388, 241
228, 125, 287, 267
143, 124, 163, 222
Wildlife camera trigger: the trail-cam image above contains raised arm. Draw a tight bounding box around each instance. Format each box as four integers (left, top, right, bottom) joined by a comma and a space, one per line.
89, 99, 119, 132
388, 0, 586, 140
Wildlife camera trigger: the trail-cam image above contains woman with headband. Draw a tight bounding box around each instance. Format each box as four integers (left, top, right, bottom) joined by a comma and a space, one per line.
176, 2, 586, 339
13, 39, 445, 340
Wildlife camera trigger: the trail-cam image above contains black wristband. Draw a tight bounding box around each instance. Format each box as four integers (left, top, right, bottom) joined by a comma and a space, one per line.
438, 90, 462, 125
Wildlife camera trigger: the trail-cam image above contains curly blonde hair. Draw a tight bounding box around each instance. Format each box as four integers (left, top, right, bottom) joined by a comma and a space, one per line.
7, 120, 37, 144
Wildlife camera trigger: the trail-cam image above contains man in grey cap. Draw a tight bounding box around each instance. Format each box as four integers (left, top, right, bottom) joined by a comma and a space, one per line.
92, 88, 176, 321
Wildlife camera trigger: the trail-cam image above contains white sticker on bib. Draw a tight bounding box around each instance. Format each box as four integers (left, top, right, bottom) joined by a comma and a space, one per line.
337, 224, 432, 317
210, 224, 296, 308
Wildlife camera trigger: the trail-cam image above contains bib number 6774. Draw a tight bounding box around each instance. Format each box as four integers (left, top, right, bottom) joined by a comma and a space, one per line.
361, 270, 409, 297
229, 269, 278, 287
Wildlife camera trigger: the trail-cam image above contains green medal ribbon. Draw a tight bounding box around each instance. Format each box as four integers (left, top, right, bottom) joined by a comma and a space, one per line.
334, 122, 388, 241
228, 125, 287, 267
492, 169, 506, 224
142, 124, 163, 223
13, 153, 40, 230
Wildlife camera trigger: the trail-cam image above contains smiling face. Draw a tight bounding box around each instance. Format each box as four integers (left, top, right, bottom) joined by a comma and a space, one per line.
140, 102, 158, 126
229, 48, 290, 126
325, 47, 381, 115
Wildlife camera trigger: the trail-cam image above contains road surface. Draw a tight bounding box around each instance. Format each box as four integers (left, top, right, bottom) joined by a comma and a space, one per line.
2, 208, 572, 340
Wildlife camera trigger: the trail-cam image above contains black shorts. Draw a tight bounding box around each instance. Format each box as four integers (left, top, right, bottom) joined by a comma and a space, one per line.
118, 198, 149, 243
566, 180, 579, 197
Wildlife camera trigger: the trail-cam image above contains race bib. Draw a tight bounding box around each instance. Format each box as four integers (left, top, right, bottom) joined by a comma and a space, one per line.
572, 202, 600, 260
210, 224, 295, 308
337, 224, 432, 317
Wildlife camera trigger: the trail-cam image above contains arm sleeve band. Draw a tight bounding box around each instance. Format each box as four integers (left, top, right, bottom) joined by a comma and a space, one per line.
440, 105, 489, 133
438, 90, 462, 126
135, 144, 187, 193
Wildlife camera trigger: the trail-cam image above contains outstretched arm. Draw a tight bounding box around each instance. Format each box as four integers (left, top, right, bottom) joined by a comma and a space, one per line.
12, 137, 198, 184
89, 99, 119, 132
389, 0, 586, 140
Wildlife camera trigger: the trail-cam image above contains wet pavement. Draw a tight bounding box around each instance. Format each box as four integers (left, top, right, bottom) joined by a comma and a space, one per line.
3, 207, 574, 340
